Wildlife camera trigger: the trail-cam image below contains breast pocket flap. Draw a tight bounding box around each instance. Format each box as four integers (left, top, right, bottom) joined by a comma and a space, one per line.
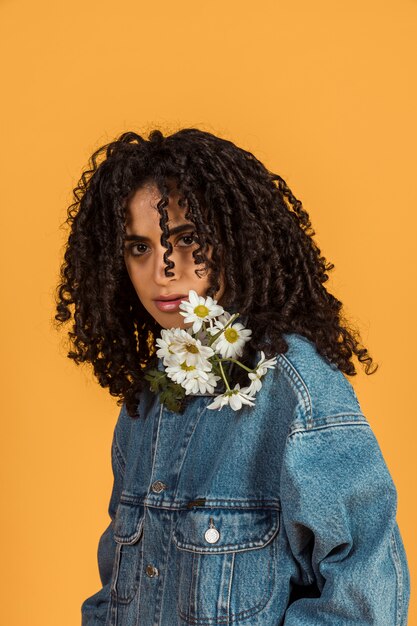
173, 507, 280, 554
114, 500, 144, 545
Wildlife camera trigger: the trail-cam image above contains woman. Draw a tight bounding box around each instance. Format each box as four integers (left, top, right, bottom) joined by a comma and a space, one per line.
54, 128, 410, 625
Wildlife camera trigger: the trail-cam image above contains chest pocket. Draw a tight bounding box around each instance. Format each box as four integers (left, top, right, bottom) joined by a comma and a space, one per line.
172, 506, 280, 624
111, 499, 144, 604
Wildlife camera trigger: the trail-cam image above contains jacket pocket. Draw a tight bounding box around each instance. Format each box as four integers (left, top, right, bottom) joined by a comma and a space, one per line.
172, 506, 280, 624
110, 498, 144, 604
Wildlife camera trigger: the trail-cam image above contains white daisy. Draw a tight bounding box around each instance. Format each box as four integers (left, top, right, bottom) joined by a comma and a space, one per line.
244, 376, 263, 396
211, 316, 252, 359
254, 351, 278, 376
165, 358, 212, 387
171, 334, 215, 368
245, 351, 278, 395
205, 392, 230, 411
179, 289, 224, 334
206, 383, 256, 411
206, 311, 232, 336
155, 327, 189, 361
182, 370, 221, 395
155, 327, 210, 365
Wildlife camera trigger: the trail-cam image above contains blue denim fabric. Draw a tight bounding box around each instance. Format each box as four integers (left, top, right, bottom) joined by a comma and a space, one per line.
81, 332, 410, 625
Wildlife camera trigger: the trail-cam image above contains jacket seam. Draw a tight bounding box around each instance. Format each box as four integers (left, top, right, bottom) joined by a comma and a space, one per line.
112, 433, 126, 476
277, 348, 363, 431
390, 527, 404, 626
288, 417, 369, 438
276, 354, 312, 419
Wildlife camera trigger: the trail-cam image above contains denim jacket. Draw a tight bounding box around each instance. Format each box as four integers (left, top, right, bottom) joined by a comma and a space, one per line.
81, 332, 410, 625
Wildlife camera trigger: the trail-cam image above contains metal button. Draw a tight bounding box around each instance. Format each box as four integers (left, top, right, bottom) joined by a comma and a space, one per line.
151, 480, 167, 494
204, 517, 220, 544
145, 564, 159, 578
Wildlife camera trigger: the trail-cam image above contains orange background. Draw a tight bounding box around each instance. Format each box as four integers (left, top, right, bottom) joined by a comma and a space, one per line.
1, 0, 416, 624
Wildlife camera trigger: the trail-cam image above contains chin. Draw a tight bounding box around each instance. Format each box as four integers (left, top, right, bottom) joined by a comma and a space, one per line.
156, 313, 188, 330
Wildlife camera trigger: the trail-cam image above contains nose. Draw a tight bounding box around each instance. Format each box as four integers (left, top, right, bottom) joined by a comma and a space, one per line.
152, 245, 180, 285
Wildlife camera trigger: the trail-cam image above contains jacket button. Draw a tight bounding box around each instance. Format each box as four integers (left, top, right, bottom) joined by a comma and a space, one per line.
205, 527, 220, 543
151, 480, 167, 493
145, 564, 159, 578
204, 517, 220, 544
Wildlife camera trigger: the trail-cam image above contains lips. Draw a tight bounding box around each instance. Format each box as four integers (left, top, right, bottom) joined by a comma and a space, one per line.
154, 294, 187, 302
154, 294, 188, 312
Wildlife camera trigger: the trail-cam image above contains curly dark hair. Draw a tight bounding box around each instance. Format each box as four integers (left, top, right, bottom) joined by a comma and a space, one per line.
54, 127, 378, 418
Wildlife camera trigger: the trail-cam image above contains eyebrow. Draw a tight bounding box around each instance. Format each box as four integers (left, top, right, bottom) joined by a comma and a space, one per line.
124, 223, 195, 243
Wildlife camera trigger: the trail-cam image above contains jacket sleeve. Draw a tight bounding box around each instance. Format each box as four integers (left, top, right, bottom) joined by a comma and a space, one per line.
80, 404, 129, 625
280, 417, 410, 626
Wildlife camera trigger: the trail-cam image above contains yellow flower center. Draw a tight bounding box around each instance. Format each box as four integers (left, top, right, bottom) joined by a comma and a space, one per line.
224, 327, 239, 343
186, 343, 199, 354
194, 304, 209, 318
180, 362, 196, 372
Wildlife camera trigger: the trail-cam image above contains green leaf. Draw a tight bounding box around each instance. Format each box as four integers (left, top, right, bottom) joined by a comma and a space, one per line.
144, 364, 187, 413
144, 368, 169, 392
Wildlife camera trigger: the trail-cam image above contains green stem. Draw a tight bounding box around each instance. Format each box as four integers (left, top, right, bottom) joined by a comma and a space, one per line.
207, 313, 240, 346
219, 358, 256, 373
217, 358, 231, 392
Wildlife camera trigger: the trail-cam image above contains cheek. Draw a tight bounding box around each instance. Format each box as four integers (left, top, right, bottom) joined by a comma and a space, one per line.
124, 258, 142, 292
217, 275, 226, 301
124, 257, 134, 282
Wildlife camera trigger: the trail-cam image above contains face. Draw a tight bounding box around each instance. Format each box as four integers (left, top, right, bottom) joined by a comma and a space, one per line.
123, 181, 226, 330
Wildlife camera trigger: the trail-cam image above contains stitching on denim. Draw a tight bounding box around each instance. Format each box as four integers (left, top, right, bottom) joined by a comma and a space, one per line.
110, 543, 121, 601
153, 515, 175, 625
190, 551, 198, 619
179, 499, 280, 510
390, 528, 403, 626
112, 435, 126, 476
135, 513, 145, 622
114, 405, 130, 467
226, 552, 234, 620
288, 411, 369, 437
172, 398, 215, 496
149, 403, 164, 485
178, 552, 193, 624
155, 510, 176, 626
110, 596, 118, 626
118, 495, 282, 510
276, 354, 312, 419
111, 519, 143, 604
288, 418, 370, 437
114, 513, 144, 544
178, 542, 274, 624
305, 411, 365, 422
173, 510, 280, 554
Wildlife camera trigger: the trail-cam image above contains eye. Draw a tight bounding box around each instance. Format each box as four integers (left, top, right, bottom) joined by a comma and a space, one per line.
126, 242, 148, 257
177, 232, 198, 247
124, 232, 199, 258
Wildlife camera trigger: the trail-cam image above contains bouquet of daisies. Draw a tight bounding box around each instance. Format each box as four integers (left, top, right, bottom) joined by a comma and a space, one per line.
144, 290, 277, 412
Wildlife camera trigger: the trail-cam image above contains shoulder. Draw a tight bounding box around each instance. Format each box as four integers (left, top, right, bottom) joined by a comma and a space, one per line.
112, 402, 135, 468
270, 332, 365, 429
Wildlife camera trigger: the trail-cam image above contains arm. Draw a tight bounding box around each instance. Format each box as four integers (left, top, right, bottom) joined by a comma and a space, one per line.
80, 404, 129, 625
280, 416, 410, 626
